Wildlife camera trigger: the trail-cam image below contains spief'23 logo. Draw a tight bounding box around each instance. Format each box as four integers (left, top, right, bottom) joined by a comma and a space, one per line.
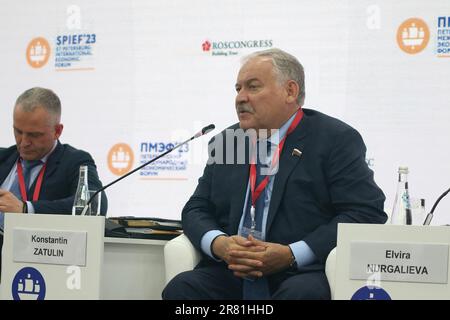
397, 18, 430, 54
26, 37, 51, 68
108, 143, 134, 176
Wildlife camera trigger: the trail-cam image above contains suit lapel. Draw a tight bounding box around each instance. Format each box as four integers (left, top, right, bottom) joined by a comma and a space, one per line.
228, 163, 249, 234
266, 114, 310, 235
43, 142, 63, 179
226, 133, 250, 235
28, 142, 63, 195
0, 148, 19, 184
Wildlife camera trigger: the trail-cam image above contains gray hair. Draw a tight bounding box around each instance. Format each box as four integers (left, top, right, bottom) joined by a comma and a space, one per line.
243, 48, 305, 106
15, 87, 61, 123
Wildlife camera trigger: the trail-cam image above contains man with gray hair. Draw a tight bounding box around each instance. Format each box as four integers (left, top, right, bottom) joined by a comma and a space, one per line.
0, 87, 107, 277
163, 48, 386, 299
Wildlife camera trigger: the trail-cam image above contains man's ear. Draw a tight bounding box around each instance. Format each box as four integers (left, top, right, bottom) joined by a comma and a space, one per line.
285, 80, 300, 104
54, 123, 64, 139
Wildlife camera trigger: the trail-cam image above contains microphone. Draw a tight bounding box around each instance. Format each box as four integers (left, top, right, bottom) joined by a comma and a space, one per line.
80, 124, 215, 216
194, 124, 215, 138
423, 187, 450, 225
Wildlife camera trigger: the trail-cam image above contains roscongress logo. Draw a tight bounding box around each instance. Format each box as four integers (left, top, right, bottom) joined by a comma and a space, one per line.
397, 18, 430, 54
202, 39, 273, 57
107, 143, 134, 176
26, 37, 51, 68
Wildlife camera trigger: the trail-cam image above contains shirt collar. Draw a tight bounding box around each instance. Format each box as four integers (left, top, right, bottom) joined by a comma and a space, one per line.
41, 140, 58, 163
259, 110, 299, 148
19, 140, 58, 165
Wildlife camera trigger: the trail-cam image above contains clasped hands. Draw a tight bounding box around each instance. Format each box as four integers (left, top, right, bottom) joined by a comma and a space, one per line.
212, 234, 293, 279
0, 189, 24, 213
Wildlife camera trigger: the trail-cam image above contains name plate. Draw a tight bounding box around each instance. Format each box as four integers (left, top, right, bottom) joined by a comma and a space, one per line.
13, 228, 87, 266
350, 241, 449, 284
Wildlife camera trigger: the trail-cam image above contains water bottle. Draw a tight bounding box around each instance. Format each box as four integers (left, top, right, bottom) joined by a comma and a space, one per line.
72, 165, 90, 215
390, 166, 412, 225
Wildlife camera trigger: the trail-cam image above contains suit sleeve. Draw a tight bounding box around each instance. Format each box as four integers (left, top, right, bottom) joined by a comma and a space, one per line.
302, 127, 387, 263
182, 138, 224, 250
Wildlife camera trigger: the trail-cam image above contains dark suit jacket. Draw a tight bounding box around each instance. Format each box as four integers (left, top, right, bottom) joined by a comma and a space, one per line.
0, 141, 107, 215
182, 108, 386, 273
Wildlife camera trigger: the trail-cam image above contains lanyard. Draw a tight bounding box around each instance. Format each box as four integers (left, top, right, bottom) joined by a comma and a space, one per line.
16, 159, 47, 202
248, 108, 304, 230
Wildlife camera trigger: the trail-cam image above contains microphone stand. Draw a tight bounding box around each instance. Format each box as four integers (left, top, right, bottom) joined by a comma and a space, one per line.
80, 124, 215, 216
423, 187, 450, 225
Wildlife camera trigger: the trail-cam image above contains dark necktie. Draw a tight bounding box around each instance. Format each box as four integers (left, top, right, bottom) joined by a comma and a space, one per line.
242, 141, 271, 300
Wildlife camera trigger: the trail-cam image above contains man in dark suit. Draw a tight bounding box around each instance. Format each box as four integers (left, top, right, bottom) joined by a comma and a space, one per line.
0, 145, 107, 215
0, 87, 107, 276
163, 48, 386, 300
